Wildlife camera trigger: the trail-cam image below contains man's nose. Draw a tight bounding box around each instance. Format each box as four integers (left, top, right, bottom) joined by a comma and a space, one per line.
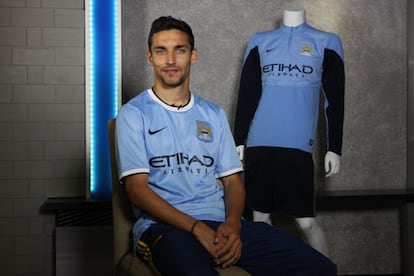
166, 52, 176, 64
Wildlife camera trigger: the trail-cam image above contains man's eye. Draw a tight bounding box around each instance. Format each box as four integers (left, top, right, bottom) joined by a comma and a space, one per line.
177, 48, 186, 54
155, 49, 165, 54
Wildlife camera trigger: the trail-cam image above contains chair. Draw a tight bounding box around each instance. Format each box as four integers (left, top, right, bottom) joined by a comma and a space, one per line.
108, 119, 250, 275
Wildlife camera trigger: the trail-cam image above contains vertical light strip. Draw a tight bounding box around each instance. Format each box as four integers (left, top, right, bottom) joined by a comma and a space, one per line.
86, 0, 120, 200
88, 0, 96, 197
113, 1, 118, 114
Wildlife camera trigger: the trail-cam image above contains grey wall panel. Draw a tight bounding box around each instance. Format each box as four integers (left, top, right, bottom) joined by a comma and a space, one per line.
122, 0, 147, 103
409, 0, 414, 188
319, 210, 401, 274
307, 0, 407, 191
122, 0, 306, 103
123, 0, 407, 190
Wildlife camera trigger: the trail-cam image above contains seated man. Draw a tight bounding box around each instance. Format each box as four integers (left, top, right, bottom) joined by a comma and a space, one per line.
115, 15, 337, 276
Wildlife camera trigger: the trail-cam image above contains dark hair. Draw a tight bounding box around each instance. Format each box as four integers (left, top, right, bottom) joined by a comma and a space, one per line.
148, 16, 195, 51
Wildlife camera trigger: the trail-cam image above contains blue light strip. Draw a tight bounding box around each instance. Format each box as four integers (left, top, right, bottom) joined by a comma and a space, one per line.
88, 0, 119, 200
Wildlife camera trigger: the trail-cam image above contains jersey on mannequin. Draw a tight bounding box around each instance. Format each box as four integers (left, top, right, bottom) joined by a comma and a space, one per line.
234, 9, 345, 257
237, 9, 341, 177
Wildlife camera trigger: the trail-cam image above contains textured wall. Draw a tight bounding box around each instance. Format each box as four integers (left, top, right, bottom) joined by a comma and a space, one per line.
309, 0, 407, 190
0, 0, 85, 275
409, 0, 414, 187
406, 0, 414, 272
122, 0, 407, 274
308, 1, 407, 273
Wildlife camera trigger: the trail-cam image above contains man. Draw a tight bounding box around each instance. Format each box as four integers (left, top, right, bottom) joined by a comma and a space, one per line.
115, 15, 337, 275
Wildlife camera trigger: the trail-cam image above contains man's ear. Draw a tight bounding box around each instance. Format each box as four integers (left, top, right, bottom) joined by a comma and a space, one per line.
191, 48, 198, 64
146, 51, 153, 66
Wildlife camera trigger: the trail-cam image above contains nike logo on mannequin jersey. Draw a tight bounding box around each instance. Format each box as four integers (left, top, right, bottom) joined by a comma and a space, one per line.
148, 127, 167, 135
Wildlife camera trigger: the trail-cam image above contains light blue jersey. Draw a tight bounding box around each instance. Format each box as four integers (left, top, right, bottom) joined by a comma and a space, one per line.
115, 89, 243, 243
234, 23, 345, 154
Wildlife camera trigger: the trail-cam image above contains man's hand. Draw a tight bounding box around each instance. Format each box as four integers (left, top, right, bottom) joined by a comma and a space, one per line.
191, 220, 242, 268
213, 220, 242, 268
191, 221, 228, 259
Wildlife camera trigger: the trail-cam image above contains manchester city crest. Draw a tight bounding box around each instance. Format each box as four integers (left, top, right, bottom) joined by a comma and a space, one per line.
196, 120, 213, 142
300, 43, 313, 56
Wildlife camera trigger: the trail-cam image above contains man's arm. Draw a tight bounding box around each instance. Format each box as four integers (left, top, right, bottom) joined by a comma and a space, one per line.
124, 173, 225, 257
213, 173, 245, 267
124, 173, 196, 232
221, 173, 245, 225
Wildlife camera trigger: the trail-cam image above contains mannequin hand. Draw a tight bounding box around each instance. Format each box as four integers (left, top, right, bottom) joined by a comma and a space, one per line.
236, 145, 245, 161
325, 151, 340, 177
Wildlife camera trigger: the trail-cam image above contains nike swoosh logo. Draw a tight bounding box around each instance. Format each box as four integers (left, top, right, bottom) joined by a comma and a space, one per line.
148, 127, 167, 135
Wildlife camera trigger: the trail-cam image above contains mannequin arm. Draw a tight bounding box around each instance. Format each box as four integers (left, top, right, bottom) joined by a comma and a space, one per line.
324, 151, 340, 177
237, 145, 245, 161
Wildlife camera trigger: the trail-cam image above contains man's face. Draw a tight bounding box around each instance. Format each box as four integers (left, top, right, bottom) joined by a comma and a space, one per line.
147, 29, 197, 89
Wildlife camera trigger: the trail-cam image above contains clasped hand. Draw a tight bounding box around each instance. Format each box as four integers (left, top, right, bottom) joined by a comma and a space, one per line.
193, 220, 242, 268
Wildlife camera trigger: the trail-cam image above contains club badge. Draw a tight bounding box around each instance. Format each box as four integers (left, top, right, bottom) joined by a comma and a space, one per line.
300, 43, 313, 56
196, 120, 213, 142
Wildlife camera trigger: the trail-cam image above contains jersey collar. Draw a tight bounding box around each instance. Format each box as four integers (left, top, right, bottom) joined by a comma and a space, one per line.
148, 88, 194, 112
281, 22, 307, 33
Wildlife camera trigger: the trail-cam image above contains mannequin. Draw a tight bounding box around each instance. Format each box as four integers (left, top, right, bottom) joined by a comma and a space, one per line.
235, 10, 345, 258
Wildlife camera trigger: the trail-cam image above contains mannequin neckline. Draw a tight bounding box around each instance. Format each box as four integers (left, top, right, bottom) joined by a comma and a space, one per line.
281, 22, 306, 31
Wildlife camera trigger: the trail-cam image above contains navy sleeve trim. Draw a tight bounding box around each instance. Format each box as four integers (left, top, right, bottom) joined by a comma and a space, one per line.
322, 48, 345, 155
234, 46, 262, 145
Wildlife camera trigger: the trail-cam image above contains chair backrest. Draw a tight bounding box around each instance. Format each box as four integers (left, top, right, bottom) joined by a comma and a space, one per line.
108, 118, 136, 267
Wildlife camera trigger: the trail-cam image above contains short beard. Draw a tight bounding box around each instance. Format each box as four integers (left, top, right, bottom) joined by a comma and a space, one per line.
160, 75, 185, 88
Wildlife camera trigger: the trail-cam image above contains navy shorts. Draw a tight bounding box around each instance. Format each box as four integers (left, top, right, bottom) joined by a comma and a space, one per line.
137, 220, 336, 275
244, 146, 315, 217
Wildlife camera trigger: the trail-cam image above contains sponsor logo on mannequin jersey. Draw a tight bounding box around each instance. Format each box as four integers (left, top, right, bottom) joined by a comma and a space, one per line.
262, 63, 314, 78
